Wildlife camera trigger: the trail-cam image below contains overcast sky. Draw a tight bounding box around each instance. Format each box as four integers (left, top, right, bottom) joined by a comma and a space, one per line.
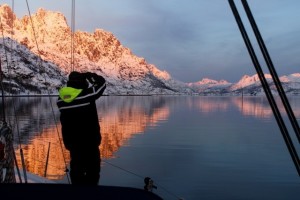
1, 0, 300, 83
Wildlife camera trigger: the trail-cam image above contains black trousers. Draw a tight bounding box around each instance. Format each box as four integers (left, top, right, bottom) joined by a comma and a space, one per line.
69, 146, 100, 185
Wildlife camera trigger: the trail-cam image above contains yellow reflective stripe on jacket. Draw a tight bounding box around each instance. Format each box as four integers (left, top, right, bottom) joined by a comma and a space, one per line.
59, 87, 83, 103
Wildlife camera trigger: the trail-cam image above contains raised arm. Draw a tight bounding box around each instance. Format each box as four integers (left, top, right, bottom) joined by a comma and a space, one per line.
84, 72, 106, 100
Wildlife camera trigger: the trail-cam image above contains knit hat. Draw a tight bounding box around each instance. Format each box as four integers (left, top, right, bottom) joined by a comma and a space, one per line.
67, 71, 88, 89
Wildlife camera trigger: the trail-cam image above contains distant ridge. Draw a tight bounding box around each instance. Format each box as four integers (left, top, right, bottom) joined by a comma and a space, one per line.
189, 73, 300, 96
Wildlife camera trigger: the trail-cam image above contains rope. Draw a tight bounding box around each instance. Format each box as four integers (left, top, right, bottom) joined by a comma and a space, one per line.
103, 160, 183, 200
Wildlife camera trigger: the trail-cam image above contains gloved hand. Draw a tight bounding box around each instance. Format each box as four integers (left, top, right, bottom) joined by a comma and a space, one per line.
84, 72, 95, 83
84, 72, 105, 85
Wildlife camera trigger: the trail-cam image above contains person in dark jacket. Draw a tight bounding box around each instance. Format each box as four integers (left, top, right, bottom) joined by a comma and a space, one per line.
57, 71, 106, 185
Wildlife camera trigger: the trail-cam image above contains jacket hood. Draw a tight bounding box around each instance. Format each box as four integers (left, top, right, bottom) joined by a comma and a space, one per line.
59, 87, 82, 103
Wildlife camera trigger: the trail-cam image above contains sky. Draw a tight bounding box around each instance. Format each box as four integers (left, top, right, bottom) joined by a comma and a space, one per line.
1, 0, 300, 83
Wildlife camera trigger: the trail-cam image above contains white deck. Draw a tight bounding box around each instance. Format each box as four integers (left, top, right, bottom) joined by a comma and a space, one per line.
15, 169, 56, 183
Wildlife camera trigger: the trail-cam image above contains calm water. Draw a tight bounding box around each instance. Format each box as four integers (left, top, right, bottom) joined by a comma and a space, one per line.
1, 96, 300, 200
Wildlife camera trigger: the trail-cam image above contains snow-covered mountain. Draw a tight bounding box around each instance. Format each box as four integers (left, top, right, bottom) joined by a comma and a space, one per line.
0, 4, 192, 95
230, 74, 300, 96
187, 78, 232, 95
0, 4, 299, 96
189, 74, 300, 96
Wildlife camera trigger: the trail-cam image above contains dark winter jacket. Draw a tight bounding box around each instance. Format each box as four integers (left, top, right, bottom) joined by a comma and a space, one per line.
57, 72, 106, 150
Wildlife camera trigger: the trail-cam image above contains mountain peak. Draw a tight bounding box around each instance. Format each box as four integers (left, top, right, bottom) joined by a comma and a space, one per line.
0, 4, 15, 30
0, 5, 182, 95
34, 7, 68, 29
192, 78, 230, 85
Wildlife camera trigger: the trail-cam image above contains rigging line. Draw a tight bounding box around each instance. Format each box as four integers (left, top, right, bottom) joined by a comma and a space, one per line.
0, 38, 8, 123
0, 25, 26, 181
241, 0, 300, 143
228, 0, 300, 176
13, 148, 23, 183
4, 0, 15, 98
71, 0, 75, 72
0, 17, 10, 123
0, 58, 6, 122
2, 2, 28, 182
0, 6, 27, 183
43, 65, 71, 182
0, 57, 4, 121
25, 0, 44, 74
48, 96, 71, 183
0, 35, 19, 143
103, 160, 144, 180
23, 0, 71, 183
103, 160, 183, 200
8, 0, 15, 95
7, 0, 23, 149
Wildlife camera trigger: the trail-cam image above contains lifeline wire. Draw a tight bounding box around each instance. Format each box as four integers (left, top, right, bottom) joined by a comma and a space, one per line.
103, 160, 183, 200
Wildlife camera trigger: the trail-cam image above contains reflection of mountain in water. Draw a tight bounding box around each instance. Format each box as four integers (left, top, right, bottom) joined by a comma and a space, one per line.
14, 125, 70, 180
233, 97, 273, 118
191, 96, 300, 119
3, 97, 60, 141
192, 97, 230, 113
232, 97, 300, 118
4, 96, 300, 180
2, 96, 170, 179
3, 97, 66, 179
99, 96, 170, 158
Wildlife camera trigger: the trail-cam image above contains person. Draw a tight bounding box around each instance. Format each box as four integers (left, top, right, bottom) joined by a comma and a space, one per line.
57, 71, 106, 185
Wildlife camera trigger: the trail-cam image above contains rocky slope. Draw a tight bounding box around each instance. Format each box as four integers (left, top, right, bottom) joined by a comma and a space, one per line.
0, 4, 189, 95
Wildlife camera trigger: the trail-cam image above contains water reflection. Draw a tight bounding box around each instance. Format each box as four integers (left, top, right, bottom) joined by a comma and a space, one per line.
1, 96, 300, 180
99, 96, 170, 158
192, 96, 230, 113
14, 125, 69, 180
1, 96, 171, 179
